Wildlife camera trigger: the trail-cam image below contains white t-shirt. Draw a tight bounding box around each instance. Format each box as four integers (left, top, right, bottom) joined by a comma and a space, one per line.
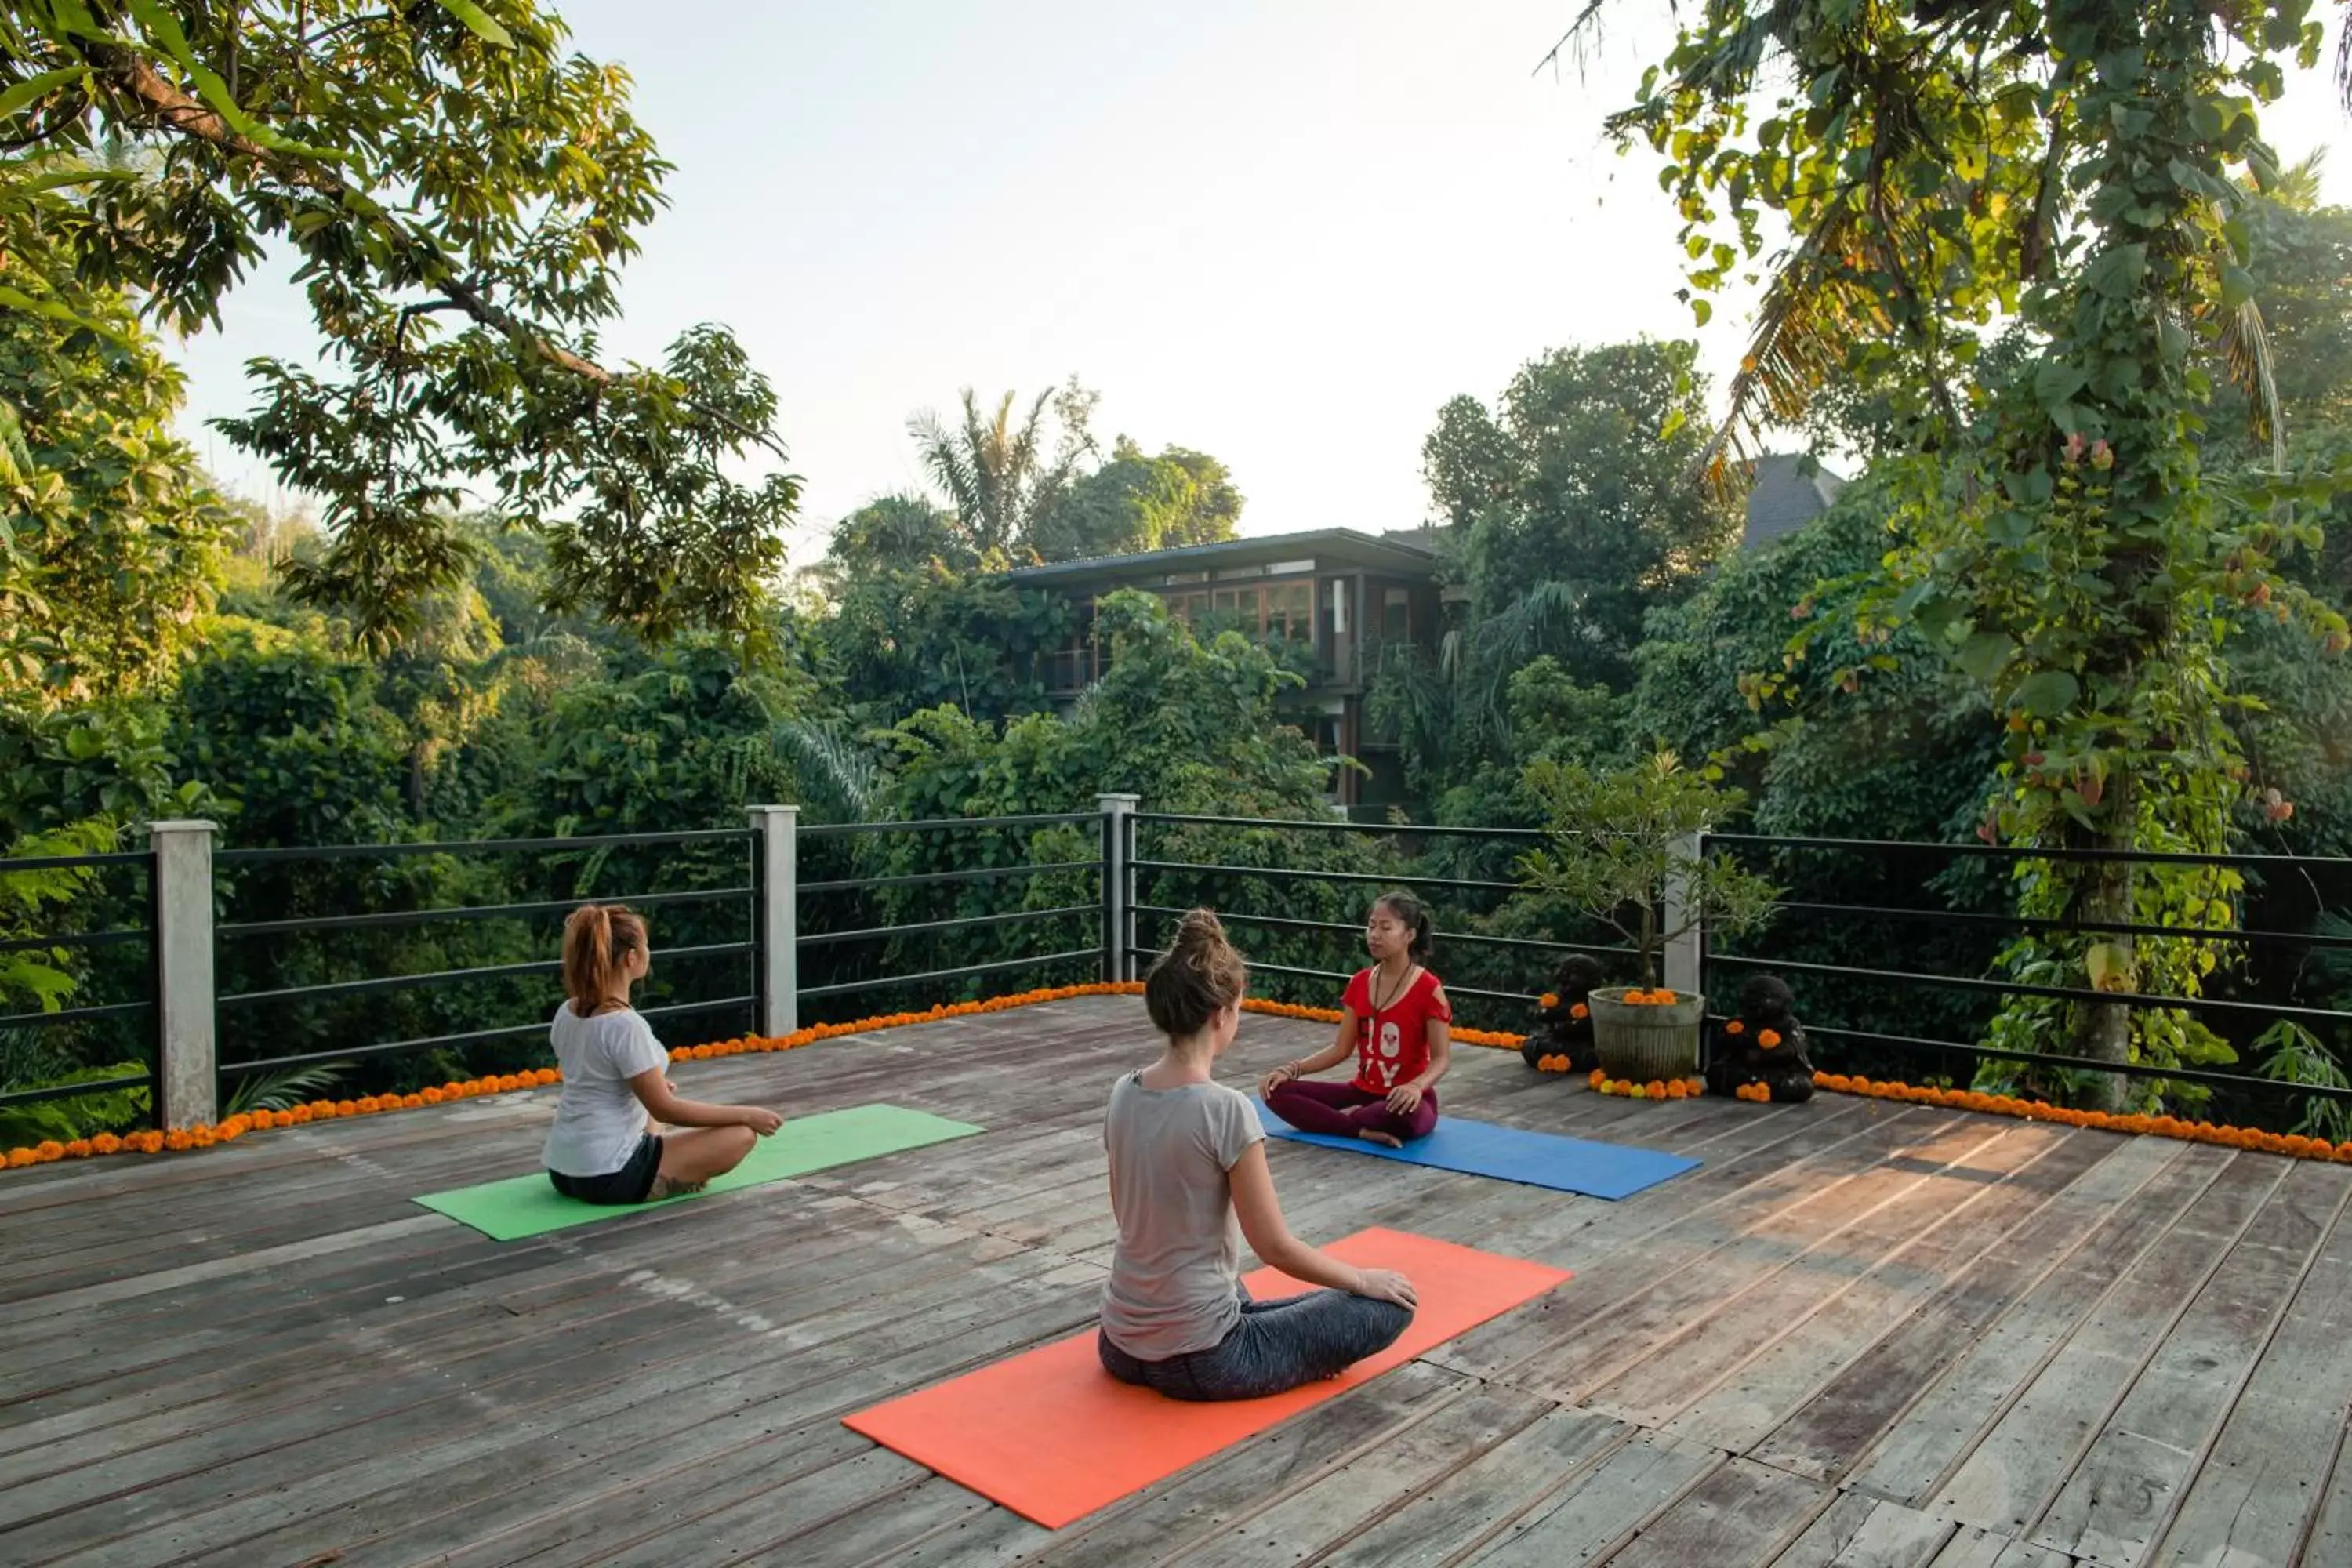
541, 1003, 669, 1178
1099, 1073, 1265, 1359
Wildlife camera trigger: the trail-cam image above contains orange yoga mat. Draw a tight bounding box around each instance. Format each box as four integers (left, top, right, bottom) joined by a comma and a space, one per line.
842, 1228, 1570, 1528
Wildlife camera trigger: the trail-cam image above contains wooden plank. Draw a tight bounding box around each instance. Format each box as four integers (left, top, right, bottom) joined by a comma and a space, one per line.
2150, 1171, 2352, 1567
1838, 1145, 2233, 1505
1929, 1154, 2286, 1540
1767, 1492, 1956, 1568
1459, 1432, 1724, 1566
1431, 1102, 1924, 1385
1663, 1127, 2113, 1456
1498, 1116, 2018, 1404
1750, 1134, 2185, 1484
1589, 1124, 2077, 1431
58, 1277, 1105, 1566
1923, 1527, 2071, 1567
728, 1472, 994, 1567
1590, 1457, 1830, 1566
2309, 1428, 2352, 1568
1315, 1408, 1632, 1568
2035, 1160, 2351, 1565
1167, 1388, 1558, 1568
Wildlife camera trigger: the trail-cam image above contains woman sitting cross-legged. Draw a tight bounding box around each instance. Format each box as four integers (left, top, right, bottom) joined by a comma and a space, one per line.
543, 903, 783, 1205
1098, 909, 1417, 1402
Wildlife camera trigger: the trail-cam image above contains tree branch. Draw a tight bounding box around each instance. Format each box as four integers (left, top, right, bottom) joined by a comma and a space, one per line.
80, 38, 789, 462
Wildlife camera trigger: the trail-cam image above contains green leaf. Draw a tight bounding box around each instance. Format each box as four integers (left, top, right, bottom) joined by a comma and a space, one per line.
434, 0, 517, 49
0, 285, 129, 346
0, 66, 89, 122
2012, 670, 2081, 717
2082, 244, 2149, 300
1955, 631, 2013, 684
2220, 264, 2254, 309
2033, 362, 2090, 408
125, 0, 346, 160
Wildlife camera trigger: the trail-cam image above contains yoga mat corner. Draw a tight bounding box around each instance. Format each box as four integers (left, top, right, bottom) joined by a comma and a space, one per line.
412, 1103, 983, 1240
840, 1228, 1570, 1529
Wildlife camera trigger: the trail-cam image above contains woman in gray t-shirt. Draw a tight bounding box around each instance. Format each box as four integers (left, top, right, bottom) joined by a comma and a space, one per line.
1098, 910, 1417, 1401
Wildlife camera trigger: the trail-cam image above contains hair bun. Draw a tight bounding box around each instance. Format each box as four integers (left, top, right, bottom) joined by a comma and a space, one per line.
1174, 908, 1227, 949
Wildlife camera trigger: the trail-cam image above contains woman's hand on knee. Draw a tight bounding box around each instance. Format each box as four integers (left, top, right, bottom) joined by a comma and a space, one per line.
1352, 1268, 1417, 1309
735, 1106, 782, 1136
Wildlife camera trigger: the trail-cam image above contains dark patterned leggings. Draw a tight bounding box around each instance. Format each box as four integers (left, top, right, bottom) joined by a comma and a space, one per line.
1098, 1284, 1413, 1402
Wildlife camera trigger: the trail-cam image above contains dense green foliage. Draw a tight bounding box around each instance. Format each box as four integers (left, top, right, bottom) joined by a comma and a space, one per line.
5, 0, 2350, 1144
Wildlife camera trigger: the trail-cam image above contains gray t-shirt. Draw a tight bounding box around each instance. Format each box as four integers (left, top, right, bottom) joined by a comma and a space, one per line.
541, 1003, 669, 1178
1099, 1071, 1266, 1360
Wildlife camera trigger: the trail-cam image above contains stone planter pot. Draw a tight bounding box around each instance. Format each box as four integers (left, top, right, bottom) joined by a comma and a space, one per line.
1588, 986, 1707, 1082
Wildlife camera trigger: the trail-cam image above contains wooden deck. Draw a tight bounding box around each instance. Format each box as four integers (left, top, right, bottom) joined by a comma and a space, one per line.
3, 995, 2349, 1567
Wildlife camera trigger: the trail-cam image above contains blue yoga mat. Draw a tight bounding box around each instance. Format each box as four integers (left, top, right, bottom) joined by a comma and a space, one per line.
1254, 1101, 1698, 1200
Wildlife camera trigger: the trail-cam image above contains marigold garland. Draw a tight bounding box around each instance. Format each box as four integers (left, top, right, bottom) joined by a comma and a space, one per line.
1588, 1068, 1707, 1101
0, 981, 1147, 1171
1810, 1070, 2352, 1163
28, 979, 2342, 1170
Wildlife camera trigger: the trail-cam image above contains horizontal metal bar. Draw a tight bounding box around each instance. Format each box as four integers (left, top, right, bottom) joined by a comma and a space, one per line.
1134, 860, 1521, 897
0, 1000, 154, 1030
799, 812, 1097, 840
216, 995, 758, 1076
800, 861, 1100, 896
0, 850, 151, 873
0, 927, 148, 956
217, 943, 753, 1009
1767, 900, 2352, 949
214, 828, 755, 865
1222, 957, 1538, 1009
1136, 812, 1547, 843
1704, 951, 2352, 1026
219, 885, 750, 939
1132, 905, 1629, 960
797, 905, 1096, 949
798, 948, 1104, 1001
0, 1072, 153, 1109
1796, 1022, 2352, 1103
1706, 832, 2352, 872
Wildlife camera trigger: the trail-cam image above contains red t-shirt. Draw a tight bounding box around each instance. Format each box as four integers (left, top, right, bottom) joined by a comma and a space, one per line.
1341, 967, 1451, 1094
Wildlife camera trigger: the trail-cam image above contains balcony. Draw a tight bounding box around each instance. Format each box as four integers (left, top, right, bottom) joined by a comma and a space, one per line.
5, 809, 2348, 1564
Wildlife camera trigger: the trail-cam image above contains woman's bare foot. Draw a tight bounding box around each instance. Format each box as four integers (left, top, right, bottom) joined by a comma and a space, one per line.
648, 1174, 706, 1201
1359, 1129, 1403, 1149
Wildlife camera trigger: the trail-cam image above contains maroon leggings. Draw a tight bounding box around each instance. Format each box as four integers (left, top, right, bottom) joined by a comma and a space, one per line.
1265, 1078, 1439, 1142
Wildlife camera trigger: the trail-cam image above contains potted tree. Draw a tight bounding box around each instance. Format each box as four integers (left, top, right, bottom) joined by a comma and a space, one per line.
1516, 751, 1780, 1083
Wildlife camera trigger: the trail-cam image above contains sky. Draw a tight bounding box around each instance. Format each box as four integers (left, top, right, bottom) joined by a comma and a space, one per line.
171, 2, 2352, 557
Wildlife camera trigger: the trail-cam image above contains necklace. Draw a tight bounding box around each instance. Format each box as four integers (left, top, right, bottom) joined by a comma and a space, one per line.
1370, 963, 1418, 1015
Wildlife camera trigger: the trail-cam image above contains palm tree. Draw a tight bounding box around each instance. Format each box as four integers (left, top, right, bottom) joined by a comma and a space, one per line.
907, 386, 1092, 559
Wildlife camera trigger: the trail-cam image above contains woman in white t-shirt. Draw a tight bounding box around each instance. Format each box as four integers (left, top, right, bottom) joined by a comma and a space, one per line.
1098, 909, 1417, 1401
543, 904, 782, 1205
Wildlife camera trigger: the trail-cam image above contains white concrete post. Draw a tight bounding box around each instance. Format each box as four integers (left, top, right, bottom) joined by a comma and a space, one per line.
1662, 829, 1704, 1000
748, 805, 798, 1037
149, 820, 218, 1130
1098, 793, 1141, 982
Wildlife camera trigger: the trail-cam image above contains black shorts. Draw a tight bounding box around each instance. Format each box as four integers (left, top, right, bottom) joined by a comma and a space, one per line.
548, 1133, 663, 1204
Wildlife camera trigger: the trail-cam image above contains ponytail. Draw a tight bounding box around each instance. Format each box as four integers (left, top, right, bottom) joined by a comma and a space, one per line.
562, 903, 648, 1016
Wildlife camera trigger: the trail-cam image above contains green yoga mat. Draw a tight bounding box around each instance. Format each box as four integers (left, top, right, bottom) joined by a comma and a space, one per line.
414, 1103, 985, 1241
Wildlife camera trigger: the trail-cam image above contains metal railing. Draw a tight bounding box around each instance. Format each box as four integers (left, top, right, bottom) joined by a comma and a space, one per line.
9, 798, 2352, 1137
0, 848, 158, 1117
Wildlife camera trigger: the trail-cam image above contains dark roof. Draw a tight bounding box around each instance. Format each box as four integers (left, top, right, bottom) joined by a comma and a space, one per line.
1744, 454, 1847, 547
1000, 528, 1439, 587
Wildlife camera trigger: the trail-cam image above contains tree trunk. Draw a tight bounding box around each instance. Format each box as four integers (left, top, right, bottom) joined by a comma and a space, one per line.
2064, 767, 2138, 1112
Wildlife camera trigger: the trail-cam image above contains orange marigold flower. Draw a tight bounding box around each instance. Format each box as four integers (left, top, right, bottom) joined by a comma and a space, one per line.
1539, 993, 1561, 1010
92, 1132, 122, 1154
1666, 1080, 1688, 1099
35, 1139, 65, 1160
1725, 1019, 1744, 1035
5, 1148, 33, 1167
401, 1094, 425, 1109
1757, 1029, 1783, 1049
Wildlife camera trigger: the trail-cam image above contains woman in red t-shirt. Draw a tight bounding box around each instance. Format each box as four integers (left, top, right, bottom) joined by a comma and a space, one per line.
1261, 892, 1452, 1145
